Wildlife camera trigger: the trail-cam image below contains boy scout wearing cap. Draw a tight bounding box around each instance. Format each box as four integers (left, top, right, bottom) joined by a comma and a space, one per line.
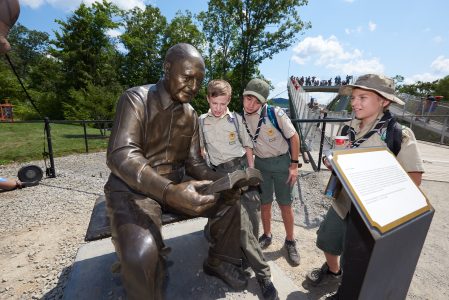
199, 80, 278, 300
242, 78, 301, 267
306, 74, 424, 290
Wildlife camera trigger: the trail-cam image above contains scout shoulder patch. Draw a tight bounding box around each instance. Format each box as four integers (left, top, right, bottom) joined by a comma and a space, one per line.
229, 131, 236, 142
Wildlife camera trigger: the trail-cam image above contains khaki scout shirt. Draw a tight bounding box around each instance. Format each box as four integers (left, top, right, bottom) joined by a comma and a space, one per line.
199, 108, 253, 167
332, 114, 425, 218
244, 105, 296, 158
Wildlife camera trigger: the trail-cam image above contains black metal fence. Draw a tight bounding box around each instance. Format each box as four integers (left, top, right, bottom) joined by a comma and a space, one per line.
1, 118, 113, 177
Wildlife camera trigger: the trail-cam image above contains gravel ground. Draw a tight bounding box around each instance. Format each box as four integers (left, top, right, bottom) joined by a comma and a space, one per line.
0, 152, 332, 299
0, 152, 109, 300
1, 151, 447, 299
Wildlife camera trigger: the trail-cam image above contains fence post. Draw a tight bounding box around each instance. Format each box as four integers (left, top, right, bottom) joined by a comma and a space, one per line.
83, 121, 89, 153
317, 112, 328, 171
440, 116, 448, 144
44, 117, 56, 178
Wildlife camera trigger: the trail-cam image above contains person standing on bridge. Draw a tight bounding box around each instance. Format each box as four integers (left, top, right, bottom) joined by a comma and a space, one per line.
305, 74, 424, 299
241, 78, 301, 267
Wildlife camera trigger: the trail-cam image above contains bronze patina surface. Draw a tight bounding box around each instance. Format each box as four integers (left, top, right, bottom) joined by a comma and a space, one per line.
104, 43, 242, 299
0, 0, 19, 54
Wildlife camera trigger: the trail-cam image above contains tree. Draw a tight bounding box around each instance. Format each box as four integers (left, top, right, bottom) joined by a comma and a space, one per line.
434, 76, 449, 101
119, 6, 167, 87
49, 0, 123, 120
6, 23, 50, 78
51, 0, 121, 91
198, 0, 311, 110
397, 81, 437, 97
66, 82, 121, 121
1, 24, 64, 119
162, 11, 206, 55
393, 75, 404, 87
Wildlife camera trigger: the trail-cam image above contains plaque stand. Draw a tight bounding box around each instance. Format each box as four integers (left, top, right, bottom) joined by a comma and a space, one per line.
339, 203, 433, 299
327, 148, 434, 300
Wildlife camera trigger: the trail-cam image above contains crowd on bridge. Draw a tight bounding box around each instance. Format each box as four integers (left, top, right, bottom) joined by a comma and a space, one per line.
290, 75, 353, 90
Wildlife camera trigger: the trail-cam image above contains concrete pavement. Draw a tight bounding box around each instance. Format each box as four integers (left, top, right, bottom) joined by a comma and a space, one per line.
63, 140, 449, 300
64, 218, 300, 300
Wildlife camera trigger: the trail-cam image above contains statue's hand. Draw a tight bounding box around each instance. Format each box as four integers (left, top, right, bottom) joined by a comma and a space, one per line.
164, 180, 217, 216
220, 187, 242, 206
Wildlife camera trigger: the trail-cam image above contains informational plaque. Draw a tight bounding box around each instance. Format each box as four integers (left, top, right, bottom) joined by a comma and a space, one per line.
329, 147, 432, 233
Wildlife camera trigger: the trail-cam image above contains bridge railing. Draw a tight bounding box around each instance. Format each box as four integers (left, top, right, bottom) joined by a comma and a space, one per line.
391, 94, 449, 144
287, 78, 352, 170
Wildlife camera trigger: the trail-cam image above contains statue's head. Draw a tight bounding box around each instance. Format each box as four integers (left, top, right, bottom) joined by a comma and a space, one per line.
163, 43, 205, 104
0, 0, 20, 54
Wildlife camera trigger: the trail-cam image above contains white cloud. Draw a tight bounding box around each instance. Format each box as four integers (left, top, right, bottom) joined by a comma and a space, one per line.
431, 55, 449, 74
433, 36, 443, 44
22, 0, 147, 11
292, 35, 384, 76
368, 21, 377, 32
269, 81, 288, 99
404, 73, 442, 84
328, 58, 385, 75
403, 56, 449, 84
291, 55, 309, 65
293, 36, 361, 65
106, 28, 123, 38
343, 0, 355, 3
344, 26, 363, 35
20, 0, 46, 9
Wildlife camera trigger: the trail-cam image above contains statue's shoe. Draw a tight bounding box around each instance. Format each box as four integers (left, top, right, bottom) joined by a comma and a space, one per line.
203, 259, 248, 290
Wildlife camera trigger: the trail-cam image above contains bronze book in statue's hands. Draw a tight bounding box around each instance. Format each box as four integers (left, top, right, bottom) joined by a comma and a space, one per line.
199, 167, 263, 195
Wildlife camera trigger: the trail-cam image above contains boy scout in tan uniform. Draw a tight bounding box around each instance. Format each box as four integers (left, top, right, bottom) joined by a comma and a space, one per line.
306, 74, 424, 299
241, 79, 301, 267
199, 79, 278, 300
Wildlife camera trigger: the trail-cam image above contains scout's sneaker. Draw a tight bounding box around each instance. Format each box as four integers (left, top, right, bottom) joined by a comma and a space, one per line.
284, 239, 300, 266
306, 263, 342, 287
326, 289, 341, 300
257, 277, 279, 300
203, 259, 248, 290
258, 233, 272, 249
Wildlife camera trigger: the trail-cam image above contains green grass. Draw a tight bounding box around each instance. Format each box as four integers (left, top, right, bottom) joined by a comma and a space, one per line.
0, 122, 109, 165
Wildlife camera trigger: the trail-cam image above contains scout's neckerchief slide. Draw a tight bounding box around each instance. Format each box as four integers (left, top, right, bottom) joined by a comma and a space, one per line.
344, 110, 394, 149
325, 110, 396, 198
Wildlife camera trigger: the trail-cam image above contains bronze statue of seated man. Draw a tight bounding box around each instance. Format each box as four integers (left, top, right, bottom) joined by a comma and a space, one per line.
104, 43, 246, 300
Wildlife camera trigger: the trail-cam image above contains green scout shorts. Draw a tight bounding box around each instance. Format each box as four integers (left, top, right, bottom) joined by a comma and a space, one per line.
316, 206, 347, 256
255, 153, 293, 205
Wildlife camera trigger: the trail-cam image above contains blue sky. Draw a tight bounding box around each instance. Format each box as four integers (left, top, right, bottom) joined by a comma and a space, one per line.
18, 0, 449, 104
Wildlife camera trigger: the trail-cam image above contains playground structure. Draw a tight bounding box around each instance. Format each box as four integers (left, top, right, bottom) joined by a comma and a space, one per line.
0, 98, 14, 122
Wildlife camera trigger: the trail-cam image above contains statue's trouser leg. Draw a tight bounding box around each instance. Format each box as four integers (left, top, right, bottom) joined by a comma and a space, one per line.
105, 180, 166, 300
241, 203, 271, 280
241, 187, 261, 239
207, 200, 242, 266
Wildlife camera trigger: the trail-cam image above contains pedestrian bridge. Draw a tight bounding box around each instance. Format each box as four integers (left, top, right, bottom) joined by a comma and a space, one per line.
301, 85, 340, 93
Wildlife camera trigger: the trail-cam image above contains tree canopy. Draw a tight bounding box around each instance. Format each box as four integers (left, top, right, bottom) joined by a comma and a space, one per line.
199, 0, 311, 110
397, 76, 449, 101
1, 1, 312, 119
